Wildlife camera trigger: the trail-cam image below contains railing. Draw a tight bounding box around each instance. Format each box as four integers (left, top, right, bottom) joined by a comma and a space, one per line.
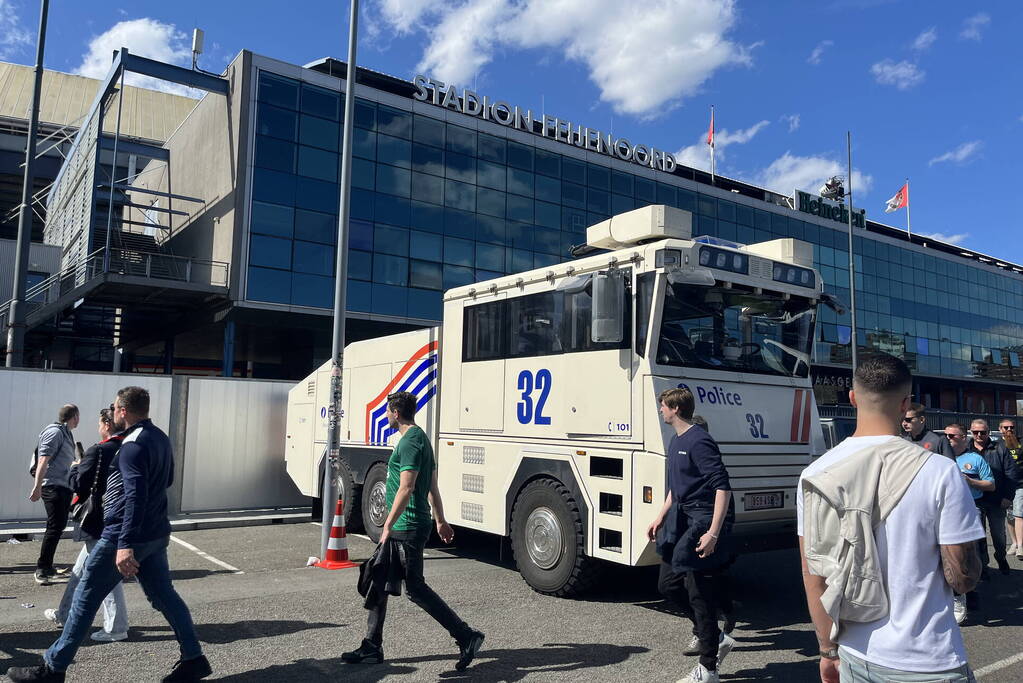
819, 404, 1022, 431
0, 248, 230, 328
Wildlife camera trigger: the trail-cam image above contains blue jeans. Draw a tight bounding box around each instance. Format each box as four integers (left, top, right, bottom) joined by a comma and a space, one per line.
840, 649, 975, 682
56, 537, 129, 635
45, 536, 202, 673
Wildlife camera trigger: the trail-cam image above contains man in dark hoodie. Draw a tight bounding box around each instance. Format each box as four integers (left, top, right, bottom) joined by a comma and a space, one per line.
968, 418, 1019, 576
902, 403, 953, 459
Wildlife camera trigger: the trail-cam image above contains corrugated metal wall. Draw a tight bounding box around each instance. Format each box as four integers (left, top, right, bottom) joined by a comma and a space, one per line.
0, 239, 62, 299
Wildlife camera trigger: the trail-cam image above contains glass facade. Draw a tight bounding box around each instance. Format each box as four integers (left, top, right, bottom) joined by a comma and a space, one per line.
246, 69, 1023, 385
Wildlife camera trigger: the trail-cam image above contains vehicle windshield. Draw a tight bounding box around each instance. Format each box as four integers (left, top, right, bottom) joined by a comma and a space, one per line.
655, 282, 816, 378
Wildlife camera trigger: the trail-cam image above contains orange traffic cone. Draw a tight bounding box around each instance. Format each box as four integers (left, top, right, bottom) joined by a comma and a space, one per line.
315, 499, 359, 570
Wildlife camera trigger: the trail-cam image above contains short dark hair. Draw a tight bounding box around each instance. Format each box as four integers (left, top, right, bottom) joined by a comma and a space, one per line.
658, 387, 695, 420
117, 386, 150, 416
58, 404, 79, 423
853, 354, 912, 396
945, 422, 966, 435
386, 391, 417, 421
906, 402, 925, 418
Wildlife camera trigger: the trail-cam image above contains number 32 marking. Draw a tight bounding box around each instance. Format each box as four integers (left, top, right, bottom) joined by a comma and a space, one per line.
517, 369, 552, 425
746, 413, 769, 439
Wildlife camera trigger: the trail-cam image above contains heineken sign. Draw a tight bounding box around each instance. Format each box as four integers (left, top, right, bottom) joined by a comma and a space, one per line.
796, 190, 866, 228
412, 75, 677, 173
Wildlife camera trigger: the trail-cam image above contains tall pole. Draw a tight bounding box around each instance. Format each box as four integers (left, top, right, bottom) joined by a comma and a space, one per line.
103, 58, 126, 272
905, 177, 912, 239
846, 131, 858, 371
6, 0, 49, 368
709, 104, 716, 184
321, 0, 359, 559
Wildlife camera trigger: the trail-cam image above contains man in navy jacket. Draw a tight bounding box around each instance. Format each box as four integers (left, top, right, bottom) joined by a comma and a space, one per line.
7, 387, 211, 683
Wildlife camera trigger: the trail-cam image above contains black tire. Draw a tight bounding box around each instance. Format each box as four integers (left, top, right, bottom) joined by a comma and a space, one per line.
361, 462, 389, 543
510, 478, 601, 597
313, 457, 363, 534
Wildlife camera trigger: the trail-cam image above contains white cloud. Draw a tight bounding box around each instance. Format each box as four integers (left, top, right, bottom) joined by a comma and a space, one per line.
0, 0, 31, 60
753, 152, 873, 197
674, 119, 770, 171
911, 27, 936, 51
374, 0, 754, 117
807, 40, 833, 65
960, 12, 990, 41
917, 231, 970, 245
870, 59, 925, 90
781, 113, 800, 132
928, 140, 982, 166
75, 19, 194, 96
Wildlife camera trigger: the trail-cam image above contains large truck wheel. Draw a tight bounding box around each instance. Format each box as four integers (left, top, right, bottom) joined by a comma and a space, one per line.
361, 462, 389, 543
510, 478, 600, 597
314, 458, 363, 534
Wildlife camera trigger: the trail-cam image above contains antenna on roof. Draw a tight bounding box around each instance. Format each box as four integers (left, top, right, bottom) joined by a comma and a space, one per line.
191, 28, 204, 71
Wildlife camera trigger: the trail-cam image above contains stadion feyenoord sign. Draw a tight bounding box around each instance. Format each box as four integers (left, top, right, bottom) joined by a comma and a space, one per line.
412, 75, 677, 173
796, 190, 866, 228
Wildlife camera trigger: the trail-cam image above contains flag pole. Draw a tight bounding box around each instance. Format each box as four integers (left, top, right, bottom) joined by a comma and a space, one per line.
846, 131, 858, 371
710, 104, 716, 184
905, 177, 912, 239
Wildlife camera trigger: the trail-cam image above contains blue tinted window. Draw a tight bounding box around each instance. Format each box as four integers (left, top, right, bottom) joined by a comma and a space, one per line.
562, 157, 585, 184
250, 235, 292, 269
375, 225, 409, 257
562, 182, 585, 209
717, 199, 736, 223
506, 222, 533, 250
476, 215, 506, 245
634, 177, 655, 202
507, 141, 533, 171
534, 228, 560, 255
296, 177, 338, 213
377, 134, 411, 169
411, 172, 444, 204
377, 105, 411, 138
408, 288, 442, 320
257, 105, 297, 140
373, 284, 408, 316
697, 195, 716, 217
295, 209, 334, 244
446, 124, 476, 156
352, 158, 375, 190
444, 237, 474, 266
410, 260, 443, 289
258, 73, 298, 109
444, 179, 475, 212
535, 149, 560, 177
477, 160, 506, 191
444, 209, 475, 238
352, 128, 376, 160
412, 143, 444, 175
373, 255, 408, 286
656, 183, 676, 206
410, 231, 443, 261
478, 133, 506, 163
611, 194, 634, 215
349, 219, 374, 250
253, 168, 296, 206
293, 240, 334, 276
508, 168, 533, 197
477, 188, 505, 218
354, 99, 376, 130
735, 204, 753, 226
756, 210, 773, 231
291, 273, 333, 308
414, 115, 445, 148
300, 114, 339, 151
587, 164, 610, 190
375, 193, 410, 227
507, 195, 533, 223
248, 266, 291, 304
301, 83, 340, 120
443, 264, 474, 289
445, 152, 476, 183
348, 250, 372, 280
535, 200, 560, 229
347, 279, 372, 311
586, 189, 609, 214
677, 189, 696, 213
251, 201, 294, 238
562, 206, 587, 232
476, 243, 505, 271
534, 252, 559, 268
535, 174, 560, 203
507, 249, 532, 272
376, 164, 411, 198
298, 145, 338, 182
611, 170, 633, 195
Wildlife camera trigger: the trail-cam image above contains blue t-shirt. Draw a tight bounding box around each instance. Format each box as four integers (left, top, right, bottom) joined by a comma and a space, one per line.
667, 426, 731, 506
956, 451, 993, 500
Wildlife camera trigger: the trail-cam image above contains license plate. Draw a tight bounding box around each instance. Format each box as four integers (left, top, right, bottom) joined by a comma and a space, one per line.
745, 491, 784, 511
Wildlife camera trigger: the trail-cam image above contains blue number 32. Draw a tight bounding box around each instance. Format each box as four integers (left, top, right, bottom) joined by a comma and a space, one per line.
517, 369, 552, 425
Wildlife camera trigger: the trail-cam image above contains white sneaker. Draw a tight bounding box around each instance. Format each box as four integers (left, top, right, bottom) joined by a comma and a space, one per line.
680, 663, 720, 683
682, 632, 701, 656
1009, 543, 1018, 555
717, 632, 736, 668
953, 594, 967, 625
90, 630, 128, 642
43, 608, 62, 627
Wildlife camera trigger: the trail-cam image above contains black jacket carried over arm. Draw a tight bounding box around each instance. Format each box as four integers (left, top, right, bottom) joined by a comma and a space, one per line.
357, 540, 406, 609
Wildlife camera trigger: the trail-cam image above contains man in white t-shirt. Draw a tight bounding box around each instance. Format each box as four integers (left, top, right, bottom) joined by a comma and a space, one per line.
798, 353, 983, 683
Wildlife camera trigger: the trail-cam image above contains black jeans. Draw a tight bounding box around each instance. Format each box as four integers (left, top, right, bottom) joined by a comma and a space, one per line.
658, 561, 725, 671
977, 504, 1007, 566
366, 526, 472, 647
37, 485, 72, 571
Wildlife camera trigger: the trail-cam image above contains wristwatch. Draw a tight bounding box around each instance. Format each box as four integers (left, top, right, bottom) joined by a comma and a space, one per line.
820, 647, 840, 660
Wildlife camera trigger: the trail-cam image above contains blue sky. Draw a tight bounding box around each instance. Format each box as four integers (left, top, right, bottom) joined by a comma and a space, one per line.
1, 0, 1020, 260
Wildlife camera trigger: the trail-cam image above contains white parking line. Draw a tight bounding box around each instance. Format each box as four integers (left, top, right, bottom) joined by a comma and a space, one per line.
170, 535, 244, 574
976, 652, 1023, 679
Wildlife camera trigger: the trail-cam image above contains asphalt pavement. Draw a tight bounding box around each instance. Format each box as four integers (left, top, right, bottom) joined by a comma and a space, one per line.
2, 522, 1022, 682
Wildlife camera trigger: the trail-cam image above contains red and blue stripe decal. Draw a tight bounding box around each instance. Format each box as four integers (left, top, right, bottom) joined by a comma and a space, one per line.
364, 341, 439, 445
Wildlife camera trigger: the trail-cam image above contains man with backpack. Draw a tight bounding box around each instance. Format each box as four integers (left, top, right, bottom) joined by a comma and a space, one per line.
28, 405, 80, 585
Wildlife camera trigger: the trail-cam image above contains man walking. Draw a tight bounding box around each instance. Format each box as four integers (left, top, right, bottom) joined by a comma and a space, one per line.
6, 387, 211, 683
946, 422, 993, 625
341, 391, 484, 671
648, 388, 735, 683
968, 419, 1018, 576
799, 354, 982, 683
29, 405, 80, 585
901, 402, 953, 459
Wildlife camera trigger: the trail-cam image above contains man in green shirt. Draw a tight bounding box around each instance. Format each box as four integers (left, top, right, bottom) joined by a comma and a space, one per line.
342, 391, 484, 671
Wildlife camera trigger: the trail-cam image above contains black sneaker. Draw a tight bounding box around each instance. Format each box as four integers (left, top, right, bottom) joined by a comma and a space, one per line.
998, 558, 1011, 575
6, 664, 66, 682
455, 631, 485, 671
341, 639, 384, 664
161, 655, 212, 682
34, 569, 53, 585
720, 611, 736, 635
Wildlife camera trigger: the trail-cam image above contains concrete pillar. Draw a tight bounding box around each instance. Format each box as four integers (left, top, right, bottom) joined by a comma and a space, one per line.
222, 320, 235, 377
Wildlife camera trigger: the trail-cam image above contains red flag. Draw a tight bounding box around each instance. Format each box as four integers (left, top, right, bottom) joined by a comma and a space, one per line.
884, 183, 908, 213
706, 107, 714, 147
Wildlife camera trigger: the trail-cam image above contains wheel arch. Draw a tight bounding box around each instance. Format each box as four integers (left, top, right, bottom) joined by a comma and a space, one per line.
505, 457, 590, 550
